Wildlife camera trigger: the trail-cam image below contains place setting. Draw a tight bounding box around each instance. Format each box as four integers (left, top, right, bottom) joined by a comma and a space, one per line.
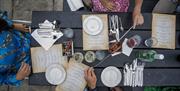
30, 11, 177, 91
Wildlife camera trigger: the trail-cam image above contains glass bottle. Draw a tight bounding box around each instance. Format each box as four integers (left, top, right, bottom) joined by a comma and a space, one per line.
137, 50, 164, 62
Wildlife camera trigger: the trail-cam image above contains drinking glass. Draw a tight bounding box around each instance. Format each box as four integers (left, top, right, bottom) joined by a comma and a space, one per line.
127, 35, 142, 48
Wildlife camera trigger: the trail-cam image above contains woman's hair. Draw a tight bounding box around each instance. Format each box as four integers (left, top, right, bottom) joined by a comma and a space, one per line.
0, 18, 9, 32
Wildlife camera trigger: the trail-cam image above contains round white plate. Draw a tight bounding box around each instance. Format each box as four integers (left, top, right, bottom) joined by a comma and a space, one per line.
83, 16, 103, 35
45, 64, 66, 85
101, 66, 122, 87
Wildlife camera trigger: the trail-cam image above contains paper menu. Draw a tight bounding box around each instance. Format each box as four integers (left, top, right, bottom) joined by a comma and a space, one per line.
31, 44, 68, 73
152, 13, 176, 49
83, 14, 109, 50
56, 59, 88, 91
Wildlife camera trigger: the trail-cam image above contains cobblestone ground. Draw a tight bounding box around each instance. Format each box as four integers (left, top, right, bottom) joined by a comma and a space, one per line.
0, 0, 63, 91
0, 0, 63, 20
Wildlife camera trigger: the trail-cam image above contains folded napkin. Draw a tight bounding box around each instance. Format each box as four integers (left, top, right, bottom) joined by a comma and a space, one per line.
31, 20, 63, 50
67, 0, 84, 11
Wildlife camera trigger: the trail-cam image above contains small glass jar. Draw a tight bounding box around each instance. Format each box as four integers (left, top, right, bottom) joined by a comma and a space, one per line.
63, 28, 74, 39
95, 50, 106, 60
85, 51, 96, 63
144, 37, 158, 47
127, 35, 142, 48
73, 52, 84, 63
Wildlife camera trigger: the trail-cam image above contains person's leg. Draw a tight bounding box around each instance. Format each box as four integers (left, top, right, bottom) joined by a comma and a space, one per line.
153, 0, 178, 13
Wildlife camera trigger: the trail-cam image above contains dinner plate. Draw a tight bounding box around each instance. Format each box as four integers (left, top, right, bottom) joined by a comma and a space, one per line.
101, 66, 122, 87
45, 64, 66, 85
83, 16, 103, 35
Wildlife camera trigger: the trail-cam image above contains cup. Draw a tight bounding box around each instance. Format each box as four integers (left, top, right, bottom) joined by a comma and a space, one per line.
144, 37, 158, 47
73, 52, 84, 63
127, 35, 142, 48
85, 51, 96, 63
95, 50, 106, 60
63, 28, 74, 39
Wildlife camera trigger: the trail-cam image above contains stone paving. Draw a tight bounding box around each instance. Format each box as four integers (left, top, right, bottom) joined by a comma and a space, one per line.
0, 0, 63, 20
0, 0, 63, 91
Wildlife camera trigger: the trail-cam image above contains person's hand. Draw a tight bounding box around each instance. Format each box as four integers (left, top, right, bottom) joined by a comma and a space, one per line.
132, 8, 144, 29
84, 67, 97, 90
13, 23, 30, 32
16, 62, 31, 80
100, 0, 116, 11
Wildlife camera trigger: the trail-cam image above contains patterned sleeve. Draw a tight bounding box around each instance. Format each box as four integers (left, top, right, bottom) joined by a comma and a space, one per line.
0, 11, 13, 27
0, 73, 21, 86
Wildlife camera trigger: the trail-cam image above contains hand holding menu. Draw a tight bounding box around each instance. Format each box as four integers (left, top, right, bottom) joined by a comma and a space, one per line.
152, 13, 176, 49
56, 59, 88, 91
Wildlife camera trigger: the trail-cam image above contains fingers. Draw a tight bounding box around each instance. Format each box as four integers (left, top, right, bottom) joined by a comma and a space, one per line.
84, 68, 88, 79
26, 66, 31, 76
133, 17, 138, 29
19, 62, 25, 71
133, 14, 144, 29
21, 63, 27, 72
88, 67, 92, 77
19, 62, 31, 74
19, 62, 26, 72
84, 67, 96, 81
91, 68, 96, 79
24, 28, 30, 32
85, 67, 96, 77
139, 15, 144, 25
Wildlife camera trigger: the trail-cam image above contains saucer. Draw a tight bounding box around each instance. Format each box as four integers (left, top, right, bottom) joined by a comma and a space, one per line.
45, 64, 66, 85
101, 66, 122, 87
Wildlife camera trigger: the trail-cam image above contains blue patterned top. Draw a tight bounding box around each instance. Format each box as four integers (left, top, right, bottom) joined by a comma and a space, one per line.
0, 12, 30, 86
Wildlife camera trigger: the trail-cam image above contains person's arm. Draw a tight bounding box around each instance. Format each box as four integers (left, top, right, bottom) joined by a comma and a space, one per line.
1, 12, 30, 32
12, 23, 30, 32
133, 0, 144, 29
134, 0, 143, 11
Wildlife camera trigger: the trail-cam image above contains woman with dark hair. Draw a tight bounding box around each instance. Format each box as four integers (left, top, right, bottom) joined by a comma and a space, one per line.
0, 11, 31, 86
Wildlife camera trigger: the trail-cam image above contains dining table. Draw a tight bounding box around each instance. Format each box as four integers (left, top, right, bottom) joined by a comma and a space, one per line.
29, 0, 180, 91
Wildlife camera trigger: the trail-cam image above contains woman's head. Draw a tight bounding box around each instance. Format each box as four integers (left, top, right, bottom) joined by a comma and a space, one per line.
0, 18, 8, 31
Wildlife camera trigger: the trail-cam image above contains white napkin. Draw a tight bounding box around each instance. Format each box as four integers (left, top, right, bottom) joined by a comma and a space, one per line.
67, 0, 84, 11
31, 20, 63, 50
31, 29, 63, 51
39, 20, 54, 29
122, 38, 133, 56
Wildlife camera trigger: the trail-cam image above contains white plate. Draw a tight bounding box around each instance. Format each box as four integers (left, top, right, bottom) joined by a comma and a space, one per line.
83, 16, 103, 35
45, 64, 66, 85
101, 66, 122, 87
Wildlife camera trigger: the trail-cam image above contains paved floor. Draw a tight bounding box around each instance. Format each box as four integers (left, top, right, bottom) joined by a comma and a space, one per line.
0, 0, 63, 20
0, 0, 63, 91
0, 79, 56, 91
